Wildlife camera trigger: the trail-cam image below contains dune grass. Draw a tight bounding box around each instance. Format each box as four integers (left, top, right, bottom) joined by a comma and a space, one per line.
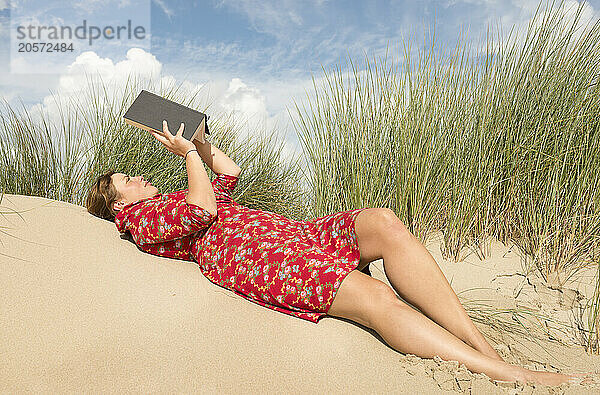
290, 0, 600, 352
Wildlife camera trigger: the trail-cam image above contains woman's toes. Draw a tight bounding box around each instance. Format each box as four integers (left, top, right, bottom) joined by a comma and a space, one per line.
568, 372, 595, 385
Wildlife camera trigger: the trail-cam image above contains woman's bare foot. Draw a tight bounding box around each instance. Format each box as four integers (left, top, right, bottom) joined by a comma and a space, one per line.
519, 369, 593, 386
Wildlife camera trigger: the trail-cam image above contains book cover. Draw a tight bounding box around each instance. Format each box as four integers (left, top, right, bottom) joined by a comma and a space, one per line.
123, 90, 210, 141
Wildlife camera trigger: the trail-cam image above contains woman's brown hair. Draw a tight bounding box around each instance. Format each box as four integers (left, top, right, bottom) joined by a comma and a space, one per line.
86, 169, 123, 222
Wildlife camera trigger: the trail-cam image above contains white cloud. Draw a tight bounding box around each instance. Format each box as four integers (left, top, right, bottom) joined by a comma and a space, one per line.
152, 0, 175, 20
62, 48, 162, 90
220, 77, 268, 120
72, 0, 108, 14
453, 0, 599, 55
0, 0, 9, 11
211, 0, 413, 68
214, 0, 307, 38
30, 48, 163, 112
529, 0, 598, 40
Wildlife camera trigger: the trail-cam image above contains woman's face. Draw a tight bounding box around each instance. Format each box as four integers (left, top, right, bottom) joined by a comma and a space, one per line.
111, 173, 160, 212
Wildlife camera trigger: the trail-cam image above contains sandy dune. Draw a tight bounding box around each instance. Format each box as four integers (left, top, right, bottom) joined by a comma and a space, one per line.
1, 194, 599, 393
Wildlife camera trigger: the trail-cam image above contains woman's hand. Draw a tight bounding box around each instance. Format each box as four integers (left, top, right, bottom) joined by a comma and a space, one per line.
148, 120, 197, 158
196, 118, 206, 144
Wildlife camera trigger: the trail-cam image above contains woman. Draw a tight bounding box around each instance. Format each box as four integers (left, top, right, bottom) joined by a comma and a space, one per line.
86, 120, 588, 386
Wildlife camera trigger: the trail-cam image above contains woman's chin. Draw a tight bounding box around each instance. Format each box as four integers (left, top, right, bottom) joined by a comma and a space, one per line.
143, 186, 159, 197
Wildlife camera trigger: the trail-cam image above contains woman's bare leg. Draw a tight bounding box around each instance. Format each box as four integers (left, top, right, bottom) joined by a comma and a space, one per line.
371, 295, 583, 385
327, 270, 587, 386
353, 208, 502, 360
382, 229, 502, 360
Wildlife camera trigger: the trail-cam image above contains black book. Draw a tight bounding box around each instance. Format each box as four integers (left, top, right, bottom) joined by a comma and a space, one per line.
123, 90, 210, 141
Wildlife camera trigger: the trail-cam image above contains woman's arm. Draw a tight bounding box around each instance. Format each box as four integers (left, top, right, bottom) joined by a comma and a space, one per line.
115, 193, 217, 246
147, 120, 220, 217
193, 139, 242, 177
186, 151, 218, 216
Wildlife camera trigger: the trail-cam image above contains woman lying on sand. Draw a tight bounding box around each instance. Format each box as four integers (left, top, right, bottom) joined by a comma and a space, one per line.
87, 120, 590, 387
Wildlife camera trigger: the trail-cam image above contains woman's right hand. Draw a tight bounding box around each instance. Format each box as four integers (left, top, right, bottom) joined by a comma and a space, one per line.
148, 120, 197, 158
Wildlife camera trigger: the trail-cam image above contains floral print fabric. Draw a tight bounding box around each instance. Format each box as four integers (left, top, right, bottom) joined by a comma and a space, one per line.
115, 173, 369, 323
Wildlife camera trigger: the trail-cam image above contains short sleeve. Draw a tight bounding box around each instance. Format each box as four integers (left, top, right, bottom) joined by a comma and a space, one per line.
211, 173, 239, 204
115, 193, 217, 246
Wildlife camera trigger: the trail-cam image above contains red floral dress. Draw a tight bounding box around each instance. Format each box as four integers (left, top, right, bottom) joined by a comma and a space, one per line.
115, 173, 369, 323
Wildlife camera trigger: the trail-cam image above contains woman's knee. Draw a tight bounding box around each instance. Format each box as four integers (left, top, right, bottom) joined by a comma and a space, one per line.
365, 208, 413, 249
327, 269, 399, 328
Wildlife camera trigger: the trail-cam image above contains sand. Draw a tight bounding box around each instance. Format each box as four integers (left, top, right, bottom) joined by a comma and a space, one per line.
1, 193, 599, 393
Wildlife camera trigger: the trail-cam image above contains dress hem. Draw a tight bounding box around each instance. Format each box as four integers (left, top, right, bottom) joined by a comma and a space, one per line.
321, 207, 369, 320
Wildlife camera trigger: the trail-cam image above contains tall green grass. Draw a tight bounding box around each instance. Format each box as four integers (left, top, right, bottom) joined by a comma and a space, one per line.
291, 0, 600, 351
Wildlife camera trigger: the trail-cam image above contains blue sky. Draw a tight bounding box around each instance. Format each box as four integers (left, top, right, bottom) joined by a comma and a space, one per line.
1, 0, 599, 162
